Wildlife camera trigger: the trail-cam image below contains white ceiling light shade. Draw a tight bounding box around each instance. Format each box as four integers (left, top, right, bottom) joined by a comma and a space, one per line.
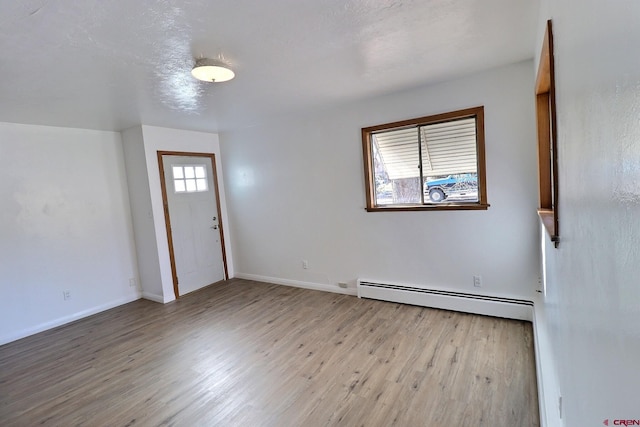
191, 58, 235, 83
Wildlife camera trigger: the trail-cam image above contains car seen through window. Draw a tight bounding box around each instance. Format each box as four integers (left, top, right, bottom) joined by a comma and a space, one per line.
424, 173, 478, 203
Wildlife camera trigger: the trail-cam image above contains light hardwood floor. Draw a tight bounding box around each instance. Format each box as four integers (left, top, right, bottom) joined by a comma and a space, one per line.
0, 279, 539, 426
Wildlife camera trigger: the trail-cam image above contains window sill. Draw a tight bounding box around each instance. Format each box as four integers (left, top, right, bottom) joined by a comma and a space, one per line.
538, 209, 559, 246
367, 203, 490, 212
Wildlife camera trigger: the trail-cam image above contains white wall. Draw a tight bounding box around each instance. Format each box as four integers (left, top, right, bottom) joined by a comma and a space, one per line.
0, 122, 140, 345
122, 126, 164, 302
138, 125, 234, 303
221, 61, 541, 299
535, 1, 640, 426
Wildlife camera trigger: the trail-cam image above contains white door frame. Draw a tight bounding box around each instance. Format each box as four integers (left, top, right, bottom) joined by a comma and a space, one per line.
157, 150, 229, 299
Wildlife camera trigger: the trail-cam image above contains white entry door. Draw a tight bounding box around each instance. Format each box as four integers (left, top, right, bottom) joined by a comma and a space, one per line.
162, 155, 226, 296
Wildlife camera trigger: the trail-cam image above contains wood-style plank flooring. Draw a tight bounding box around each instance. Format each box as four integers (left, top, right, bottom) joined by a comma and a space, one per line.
0, 279, 539, 426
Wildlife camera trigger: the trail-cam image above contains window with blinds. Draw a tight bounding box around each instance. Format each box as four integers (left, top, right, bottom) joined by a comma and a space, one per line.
362, 106, 488, 211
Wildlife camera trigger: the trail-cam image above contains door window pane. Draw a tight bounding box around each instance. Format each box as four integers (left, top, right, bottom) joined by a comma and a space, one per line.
172, 165, 209, 193
185, 179, 197, 192
196, 178, 208, 191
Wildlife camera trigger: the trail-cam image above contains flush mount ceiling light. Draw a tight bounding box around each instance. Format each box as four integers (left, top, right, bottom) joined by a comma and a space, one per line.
191, 58, 235, 83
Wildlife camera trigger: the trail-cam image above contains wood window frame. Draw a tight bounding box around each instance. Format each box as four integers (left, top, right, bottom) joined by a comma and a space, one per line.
362, 106, 489, 212
536, 20, 559, 247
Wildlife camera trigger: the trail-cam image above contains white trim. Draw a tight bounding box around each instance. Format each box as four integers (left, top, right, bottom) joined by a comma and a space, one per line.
535, 222, 563, 427
0, 293, 141, 346
234, 273, 357, 296
141, 292, 167, 303
532, 297, 564, 427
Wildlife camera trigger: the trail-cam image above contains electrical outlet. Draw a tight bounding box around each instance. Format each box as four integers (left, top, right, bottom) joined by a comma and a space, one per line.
302, 260, 309, 269
338, 282, 348, 289
63, 290, 71, 300
473, 275, 482, 287
129, 277, 137, 287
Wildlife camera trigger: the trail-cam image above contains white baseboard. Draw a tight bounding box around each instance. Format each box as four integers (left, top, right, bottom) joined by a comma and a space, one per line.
235, 273, 357, 296
532, 298, 564, 427
141, 291, 166, 303
0, 293, 141, 346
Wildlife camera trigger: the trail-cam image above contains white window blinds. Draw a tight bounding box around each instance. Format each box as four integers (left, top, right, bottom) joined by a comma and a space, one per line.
372, 117, 477, 179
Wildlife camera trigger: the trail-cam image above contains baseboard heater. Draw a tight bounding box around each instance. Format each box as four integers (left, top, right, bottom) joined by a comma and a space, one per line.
357, 279, 533, 321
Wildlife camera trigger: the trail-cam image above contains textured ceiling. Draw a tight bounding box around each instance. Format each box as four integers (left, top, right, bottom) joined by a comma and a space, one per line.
0, 0, 538, 133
